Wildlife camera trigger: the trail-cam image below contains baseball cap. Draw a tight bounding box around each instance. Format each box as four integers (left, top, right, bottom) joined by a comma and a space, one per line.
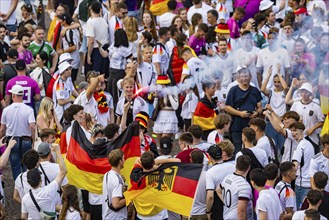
160, 136, 173, 150
27, 168, 42, 187
58, 53, 73, 64
207, 144, 222, 160
259, 0, 274, 11
37, 142, 51, 157
7, 49, 18, 59
299, 82, 313, 95
58, 61, 72, 74
16, 59, 26, 70
236, 65, 248, 73
9, 85, 24, 96
78, 81, 88, 91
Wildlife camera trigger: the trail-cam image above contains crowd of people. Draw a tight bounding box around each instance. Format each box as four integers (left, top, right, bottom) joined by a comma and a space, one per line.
0, 0, 328, 219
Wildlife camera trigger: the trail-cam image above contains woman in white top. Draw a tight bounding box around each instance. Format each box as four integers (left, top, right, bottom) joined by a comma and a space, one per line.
123, 16, 140, 58
30, 51, 49, 98
108, 29, 133, 106
140, 10, 158, 42
178, 8, 190, 33
153, 75, 179, 139
58, 185, 81, 220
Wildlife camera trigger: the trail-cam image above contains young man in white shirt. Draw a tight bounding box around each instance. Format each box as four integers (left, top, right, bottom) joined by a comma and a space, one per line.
21, 143, 67, 220
291, 122, 315, 209
309, 134, 329, 192
292, 190, 327, 220
264, 110, 300, 162
152, 27, 170, 76
187, 0, 213, 25
236, 128, 268, 168
249, 118, 274, 162
102, 149, 127, 219
108, 2, 127, 45
207, 113, 231, 144
250, 168, 283, 220
206, 141, 235, 220
275, 161, 297, 220
181, 47, 207, 95
159, 0, 176, 28
256, 30, 290, 89
219, 155, 253, 219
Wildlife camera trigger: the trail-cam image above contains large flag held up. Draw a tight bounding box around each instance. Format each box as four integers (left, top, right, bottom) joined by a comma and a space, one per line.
124, 162, 203, 216
65, 121, 141, 194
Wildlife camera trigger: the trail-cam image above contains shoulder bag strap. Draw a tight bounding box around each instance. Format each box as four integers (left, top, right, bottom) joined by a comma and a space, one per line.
39, 164, 51, 185
29, 190, 41, 212
37, 41, 45, 55
20, 173, 24, 190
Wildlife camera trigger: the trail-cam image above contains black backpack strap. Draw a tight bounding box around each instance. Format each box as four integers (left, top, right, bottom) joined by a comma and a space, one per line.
266, 134, 279, 166
29, 190, 41, 212
241, 148, 264, 169
36, 41, 45, 57
20, 173, 24, 190
278, 182, 289, 196
305, 136, 320, 154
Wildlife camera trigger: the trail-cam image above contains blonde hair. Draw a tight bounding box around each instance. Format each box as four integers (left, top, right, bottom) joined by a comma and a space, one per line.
218, 140, 235, 158
39, 97, 54, 127
124, 17, 138, 42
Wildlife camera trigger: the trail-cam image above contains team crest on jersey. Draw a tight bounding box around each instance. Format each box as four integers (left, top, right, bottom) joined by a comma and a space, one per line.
147, 166, 178, 192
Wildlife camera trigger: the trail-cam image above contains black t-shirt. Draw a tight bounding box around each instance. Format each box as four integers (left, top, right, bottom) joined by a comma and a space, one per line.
0, 41, 9, 62
17, 19, 36, 30
2, 63, 18, 94
225, 85, 262, 132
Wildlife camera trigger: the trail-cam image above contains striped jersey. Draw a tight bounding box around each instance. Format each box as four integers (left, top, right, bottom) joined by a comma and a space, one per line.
220, 173, 253, 220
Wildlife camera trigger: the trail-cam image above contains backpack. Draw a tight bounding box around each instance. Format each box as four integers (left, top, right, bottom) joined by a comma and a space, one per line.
78, 0, 98, 22
305, 136, 320, 155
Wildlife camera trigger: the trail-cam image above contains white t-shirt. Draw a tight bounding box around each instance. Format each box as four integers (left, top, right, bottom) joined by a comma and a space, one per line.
66, 121, 91, 147
269, 88, 286, 117
309, 152, 329, 192
109, 45, 132, 70
191, 170, 207, 215
30, 67, 49, 96
275, 181, 297, 212
181, 91, 199, 120
256, 188, 283, 220
187, 2, 213, 25
233, 46, 260, 89
236, 147, 269, 167
182, 57, 207, 94
256, 135, 274, 161
1, 103, 35, 136
137, 62, 157, 88
290, 101, 325, 144
152, 43, 170, 75
212, 53, 234, 88
207, 131, 224, 145
108, 15, 124, 46
86, 17, 109, 48
102, 170, 127, 219
0, 0, 16, 25
21, 181, 59, 220
256, 46, 291, 89
292, 210, 327, 220
115, 96, 148, 119
64, 207, 81, 220
206, 160, 235, 191
80, 92, 111, 127
220, 173, 253, 220
62, 29, 80, 69
15, 171, 45, 201
292, 138, 315, 187
159, 12, 175, 28
282, 129, 298, 162
53, 77, 75, 122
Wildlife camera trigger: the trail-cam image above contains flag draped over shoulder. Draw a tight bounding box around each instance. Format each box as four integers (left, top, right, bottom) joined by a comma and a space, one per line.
65, 121, 141, 194
193, 97, 217, 131
124, 162, 203, 216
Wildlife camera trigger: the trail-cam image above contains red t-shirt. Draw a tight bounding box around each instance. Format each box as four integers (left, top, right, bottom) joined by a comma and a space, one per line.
176, 148, 195, 163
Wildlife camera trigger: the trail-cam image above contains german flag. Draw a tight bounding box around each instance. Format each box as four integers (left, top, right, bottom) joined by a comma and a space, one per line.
321, 113, 329, 136
150, 0, 169, 16
124, 162, 203, 216
193, 97, 217, 131
65, 121, 141, 194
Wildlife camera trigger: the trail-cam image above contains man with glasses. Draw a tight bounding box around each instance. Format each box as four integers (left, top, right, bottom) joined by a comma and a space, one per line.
79, 71, 112, 127
108, 2, 127, 46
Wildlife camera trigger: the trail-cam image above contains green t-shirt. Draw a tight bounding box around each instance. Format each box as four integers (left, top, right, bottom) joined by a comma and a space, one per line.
28, 41, 55, 67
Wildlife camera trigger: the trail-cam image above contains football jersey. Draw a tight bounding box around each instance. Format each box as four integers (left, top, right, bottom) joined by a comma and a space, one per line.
275, 181, 297, 212
220, 173, 253, 220
309, 152, 329, 192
